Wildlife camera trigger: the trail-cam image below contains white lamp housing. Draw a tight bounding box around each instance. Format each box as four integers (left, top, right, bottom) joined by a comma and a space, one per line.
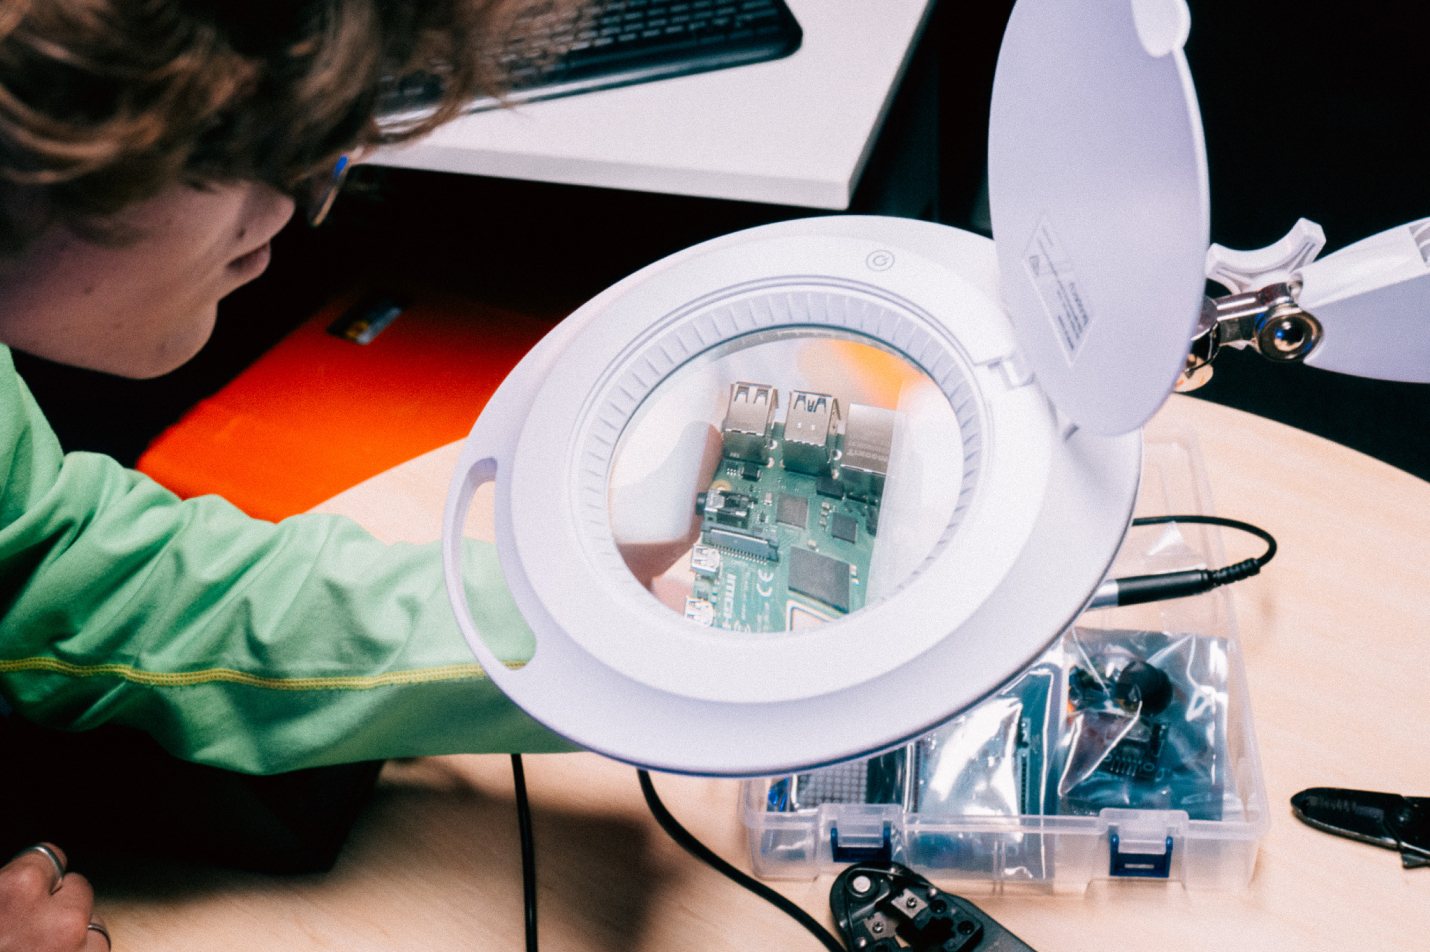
442, 0, 1211, 776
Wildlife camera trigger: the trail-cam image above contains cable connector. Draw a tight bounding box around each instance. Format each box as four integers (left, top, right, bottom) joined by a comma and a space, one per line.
1088, 516, 1276, 610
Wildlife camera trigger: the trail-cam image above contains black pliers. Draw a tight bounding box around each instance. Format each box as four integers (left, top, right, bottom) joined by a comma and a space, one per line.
1291, 787, 1430, 868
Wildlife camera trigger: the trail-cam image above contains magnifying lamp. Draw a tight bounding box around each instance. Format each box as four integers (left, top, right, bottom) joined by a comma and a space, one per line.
441, 0, 1428, 777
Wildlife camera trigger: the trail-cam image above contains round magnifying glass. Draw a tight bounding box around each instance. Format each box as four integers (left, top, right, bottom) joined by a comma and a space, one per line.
442, 0, 1208, 776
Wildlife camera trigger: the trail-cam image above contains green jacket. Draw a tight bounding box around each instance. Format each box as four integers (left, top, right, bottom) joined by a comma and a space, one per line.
0, 346, 574, 774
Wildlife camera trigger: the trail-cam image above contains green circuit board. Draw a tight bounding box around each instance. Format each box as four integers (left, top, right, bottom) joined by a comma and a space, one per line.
683, 384, 891, 633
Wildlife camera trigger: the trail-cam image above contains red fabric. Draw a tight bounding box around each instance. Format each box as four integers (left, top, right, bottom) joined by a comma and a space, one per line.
137, 289, 557, 520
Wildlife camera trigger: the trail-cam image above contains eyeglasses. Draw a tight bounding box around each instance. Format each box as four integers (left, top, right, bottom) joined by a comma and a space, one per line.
305, 153, 351, 227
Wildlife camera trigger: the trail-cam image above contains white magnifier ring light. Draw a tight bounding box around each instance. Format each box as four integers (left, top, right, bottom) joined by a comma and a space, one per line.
442, 0, 1429, 775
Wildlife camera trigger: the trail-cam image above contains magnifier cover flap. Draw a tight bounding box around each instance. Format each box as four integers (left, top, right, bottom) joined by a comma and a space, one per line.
988, 0, 1210, 434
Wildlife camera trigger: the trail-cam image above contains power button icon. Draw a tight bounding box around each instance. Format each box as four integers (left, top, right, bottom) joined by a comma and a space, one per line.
866, 249, 895, 272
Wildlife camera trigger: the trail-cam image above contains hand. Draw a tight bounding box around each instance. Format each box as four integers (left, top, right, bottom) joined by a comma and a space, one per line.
0, 844, 110, 951
613, 421, 722, 588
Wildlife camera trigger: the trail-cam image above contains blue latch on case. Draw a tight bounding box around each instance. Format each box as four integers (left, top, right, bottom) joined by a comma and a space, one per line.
830, 821, 894, 863
1109, 831, 1174, 878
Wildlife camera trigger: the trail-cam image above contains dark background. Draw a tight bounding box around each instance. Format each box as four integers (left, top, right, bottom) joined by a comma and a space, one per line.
16, 0, 1428, 480
1179, 0, 1430, 479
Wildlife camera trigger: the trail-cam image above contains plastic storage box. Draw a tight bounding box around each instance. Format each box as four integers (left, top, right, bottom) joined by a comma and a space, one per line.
741, 420, 1269, 894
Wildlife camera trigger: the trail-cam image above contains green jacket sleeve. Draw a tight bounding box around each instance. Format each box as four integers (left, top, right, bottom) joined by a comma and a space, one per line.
0, 347, 576, 774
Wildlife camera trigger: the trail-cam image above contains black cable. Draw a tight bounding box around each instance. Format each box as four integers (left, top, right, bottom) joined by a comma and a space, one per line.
1131, 513, 1276, 558
511, 754, 539, 952
1092, 514, 1279, 608
636, 770, 847, 952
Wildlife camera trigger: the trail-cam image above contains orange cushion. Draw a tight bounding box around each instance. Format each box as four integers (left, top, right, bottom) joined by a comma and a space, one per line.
137, 289, 558, 520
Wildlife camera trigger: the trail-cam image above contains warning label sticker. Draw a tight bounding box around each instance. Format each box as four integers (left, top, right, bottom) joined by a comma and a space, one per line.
1022, 216, 1092, 363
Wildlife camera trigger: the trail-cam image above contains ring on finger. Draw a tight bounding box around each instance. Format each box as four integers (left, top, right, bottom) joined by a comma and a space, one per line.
19, 843, 66, 893
87, 919, 112, 949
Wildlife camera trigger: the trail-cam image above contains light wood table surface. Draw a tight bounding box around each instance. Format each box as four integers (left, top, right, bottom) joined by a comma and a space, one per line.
105, 395, 1429, 951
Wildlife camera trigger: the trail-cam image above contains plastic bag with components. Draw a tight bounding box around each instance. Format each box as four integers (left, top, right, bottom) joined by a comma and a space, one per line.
1055, 627, 1233, 821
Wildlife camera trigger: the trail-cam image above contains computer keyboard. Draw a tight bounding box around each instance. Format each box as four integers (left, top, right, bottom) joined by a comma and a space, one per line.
386, 0, 802, 114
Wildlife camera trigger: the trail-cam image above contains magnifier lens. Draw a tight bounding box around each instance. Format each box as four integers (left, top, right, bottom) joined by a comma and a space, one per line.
608, 329, 964, 632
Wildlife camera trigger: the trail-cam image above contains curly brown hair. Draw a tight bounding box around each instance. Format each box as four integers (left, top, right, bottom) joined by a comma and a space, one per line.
0, 0, 559, 252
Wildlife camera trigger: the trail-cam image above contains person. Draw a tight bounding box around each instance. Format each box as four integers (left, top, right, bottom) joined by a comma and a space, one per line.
0, 1, 579, 948
0, 844, 107, 952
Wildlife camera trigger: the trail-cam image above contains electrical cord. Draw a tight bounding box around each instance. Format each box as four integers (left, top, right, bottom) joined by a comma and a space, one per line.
636, 770, 847, 952
511, 754, 539, 952
1089, 514, 1278, 609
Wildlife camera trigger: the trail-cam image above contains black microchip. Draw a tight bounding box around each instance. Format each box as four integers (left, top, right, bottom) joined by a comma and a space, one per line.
742, 462, 763, 481
816, 476, 844, 498
776, 494, 809, 529
788, 547, 850, 612
830, 513, 858, 544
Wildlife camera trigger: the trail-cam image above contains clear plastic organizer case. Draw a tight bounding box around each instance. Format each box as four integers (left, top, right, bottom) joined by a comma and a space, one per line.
741, 420, 1269, 893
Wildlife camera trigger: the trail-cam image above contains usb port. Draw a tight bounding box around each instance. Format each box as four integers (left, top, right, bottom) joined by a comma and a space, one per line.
721, 382, 777, 462
782, 390, 839, 475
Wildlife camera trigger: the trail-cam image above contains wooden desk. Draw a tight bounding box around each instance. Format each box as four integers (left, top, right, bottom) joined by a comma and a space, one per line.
104, 396, 1429, 950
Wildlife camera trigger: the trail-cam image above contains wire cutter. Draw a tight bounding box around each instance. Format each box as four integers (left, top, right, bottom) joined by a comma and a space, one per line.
1291, 787, 1430, 868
